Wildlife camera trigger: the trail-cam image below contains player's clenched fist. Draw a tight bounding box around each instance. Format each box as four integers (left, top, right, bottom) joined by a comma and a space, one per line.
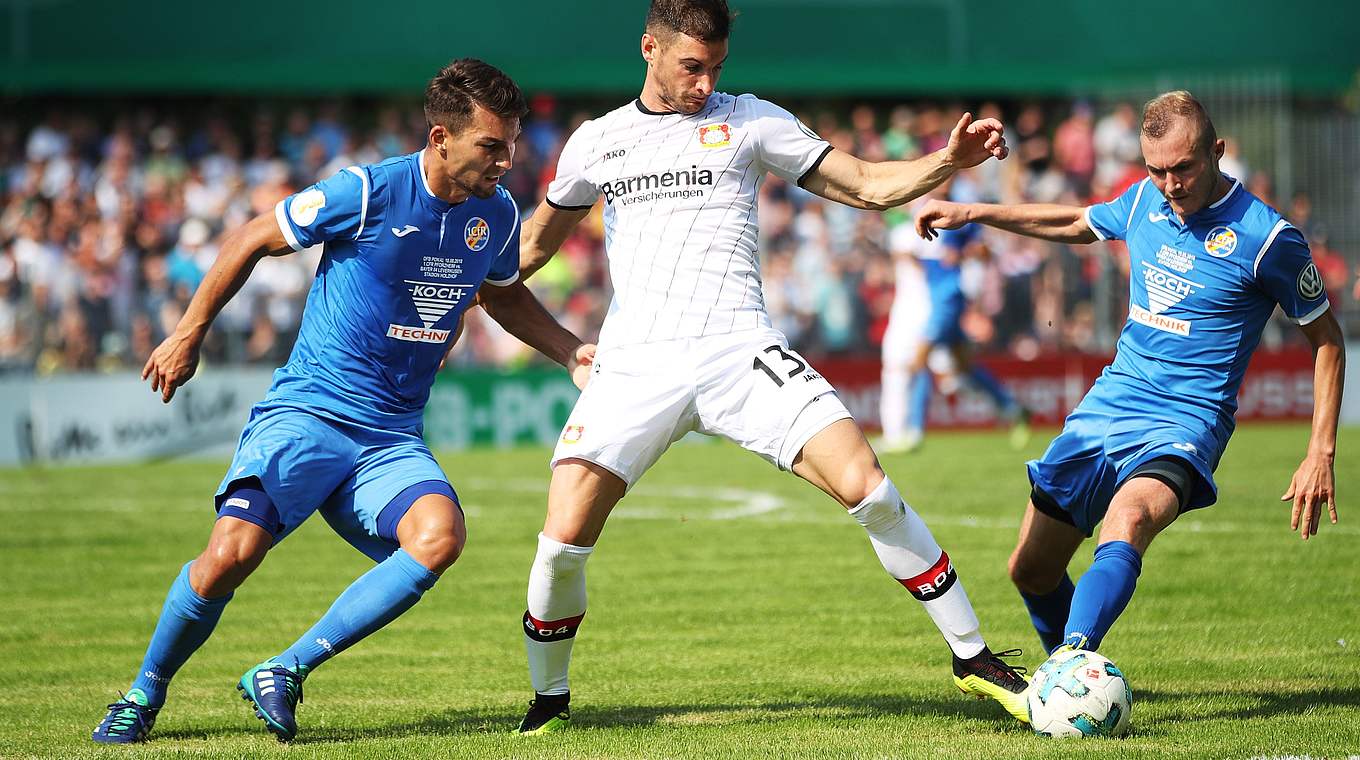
141, 331, 201, 403
915, 199, 972, 240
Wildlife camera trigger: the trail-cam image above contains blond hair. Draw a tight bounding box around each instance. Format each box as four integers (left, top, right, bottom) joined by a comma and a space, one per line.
1141, 90, 1217, 156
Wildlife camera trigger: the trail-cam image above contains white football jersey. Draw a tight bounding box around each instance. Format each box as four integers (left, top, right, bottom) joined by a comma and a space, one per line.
547, 93, 831, 348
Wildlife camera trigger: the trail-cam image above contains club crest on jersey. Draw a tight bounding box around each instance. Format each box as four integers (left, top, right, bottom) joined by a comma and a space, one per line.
464, 217, 490, 251
1204, 226, 1237, 257
698, 123, 731, 148
1297, 262, 1324, 300
561, 425, 584, 444
289, 188, 326, 227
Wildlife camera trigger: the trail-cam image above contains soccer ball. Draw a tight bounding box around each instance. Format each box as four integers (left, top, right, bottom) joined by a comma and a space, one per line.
1026, 648, 1132, 738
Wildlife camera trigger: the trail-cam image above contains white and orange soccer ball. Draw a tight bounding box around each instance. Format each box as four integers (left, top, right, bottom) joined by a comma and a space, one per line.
1026, 648, 1133, 738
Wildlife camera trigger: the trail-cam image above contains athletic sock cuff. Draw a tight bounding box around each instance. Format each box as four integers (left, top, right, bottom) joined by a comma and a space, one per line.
391, 548, 441, 591
177, 562, 233, 612
847, 477, 903, 533
1093, 540, 1143, 576
536, 533, 594, 570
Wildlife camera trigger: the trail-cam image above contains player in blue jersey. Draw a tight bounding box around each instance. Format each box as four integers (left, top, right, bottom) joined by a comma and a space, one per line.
881, 204, 1029, 454
914, 91, 1344, 667
91, 59, 594, 744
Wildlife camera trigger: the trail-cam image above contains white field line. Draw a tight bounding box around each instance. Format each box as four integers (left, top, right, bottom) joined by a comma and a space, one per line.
4, 477, 1356, 536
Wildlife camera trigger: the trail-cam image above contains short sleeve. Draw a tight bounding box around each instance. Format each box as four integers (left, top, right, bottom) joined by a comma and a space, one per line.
1084, 178, 1147, 242
1254, 225, 1330, 324
751, 98, 833, 186
484, 211, 521, 287
275, 167, 369, 251
545, 123, 600, 210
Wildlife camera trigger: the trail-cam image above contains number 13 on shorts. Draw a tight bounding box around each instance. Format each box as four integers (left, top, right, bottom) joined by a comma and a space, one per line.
751, 343, 823, 388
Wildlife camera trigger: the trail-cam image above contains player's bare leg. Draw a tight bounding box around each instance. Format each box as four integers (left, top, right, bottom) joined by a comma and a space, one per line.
1009, 501, 1086, 653
396, 494, 467, 573
519, 458, 627, 734
792, 419, 1030, 722
1062, 476, 1179, 652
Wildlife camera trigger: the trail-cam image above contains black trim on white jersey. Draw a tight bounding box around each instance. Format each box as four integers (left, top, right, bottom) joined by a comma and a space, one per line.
546, 196, 594, 211
797, 144, 835, 188
634, 98, 679, 116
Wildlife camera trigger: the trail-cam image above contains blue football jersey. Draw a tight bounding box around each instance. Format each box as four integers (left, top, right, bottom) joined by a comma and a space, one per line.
917, 223, 978, 297
1083, 176, 1329, 428
264, 150, 521, 429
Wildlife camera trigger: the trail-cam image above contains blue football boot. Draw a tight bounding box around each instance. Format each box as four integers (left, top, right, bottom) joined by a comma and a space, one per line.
92, 688, 159, 744
237, 660, 305, 742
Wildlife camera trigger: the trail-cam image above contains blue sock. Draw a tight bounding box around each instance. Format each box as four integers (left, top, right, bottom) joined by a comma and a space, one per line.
1020, 573, 1075, 654
274, 548, 439, 674
131, 562, 233, 707
908, 370, 932, 433
967, 366, 1018, 414
1064, 541, 1143, 650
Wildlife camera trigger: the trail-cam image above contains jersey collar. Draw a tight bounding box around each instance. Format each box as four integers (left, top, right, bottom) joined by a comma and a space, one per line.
1161, 174, 1241, 223
634, 98, 679, 116
417, 149, 454, 212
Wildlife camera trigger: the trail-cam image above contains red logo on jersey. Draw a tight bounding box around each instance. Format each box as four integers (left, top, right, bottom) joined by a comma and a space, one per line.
698, 123, 731, 148
561, 425, 584, 444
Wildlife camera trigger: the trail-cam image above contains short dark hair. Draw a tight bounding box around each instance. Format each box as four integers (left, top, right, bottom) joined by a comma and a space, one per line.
645, 0, 733, 42
424, 58, 528, 134
1141, 90, 1217, 156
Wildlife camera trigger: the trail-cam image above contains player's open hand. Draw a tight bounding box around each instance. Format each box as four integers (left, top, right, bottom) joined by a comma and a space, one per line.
570, 342, 597, 390
1280, 452, 1337, 540
141, 331, 202, 403
944, 112, 1008, 169
915, 199, 971, 240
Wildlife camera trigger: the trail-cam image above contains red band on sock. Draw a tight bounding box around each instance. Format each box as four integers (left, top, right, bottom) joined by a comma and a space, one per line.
523, 611, 585, 642
897, 550, 958, 601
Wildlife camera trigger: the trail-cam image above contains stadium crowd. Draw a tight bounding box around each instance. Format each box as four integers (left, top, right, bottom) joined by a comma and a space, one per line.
1, 97, 1353, 374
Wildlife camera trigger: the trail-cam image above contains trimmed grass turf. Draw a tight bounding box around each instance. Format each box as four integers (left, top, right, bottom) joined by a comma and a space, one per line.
1, 423, 1357, 758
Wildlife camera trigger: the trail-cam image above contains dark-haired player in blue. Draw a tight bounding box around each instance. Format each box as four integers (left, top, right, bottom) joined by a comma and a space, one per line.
92, 59, 594, 744
915, 91, 1344, 670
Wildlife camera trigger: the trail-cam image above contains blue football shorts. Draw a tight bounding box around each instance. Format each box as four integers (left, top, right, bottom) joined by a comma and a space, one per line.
214, 404, 456, 561
1025, 382, 1227, 536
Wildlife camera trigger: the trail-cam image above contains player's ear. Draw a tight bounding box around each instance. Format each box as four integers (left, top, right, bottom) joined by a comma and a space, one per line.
641, 33, 657, 65
429, 124, 448, 158
1212, 138, 1225, 163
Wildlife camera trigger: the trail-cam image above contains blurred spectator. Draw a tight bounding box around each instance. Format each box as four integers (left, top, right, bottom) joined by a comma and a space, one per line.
0, 96, 1346, 376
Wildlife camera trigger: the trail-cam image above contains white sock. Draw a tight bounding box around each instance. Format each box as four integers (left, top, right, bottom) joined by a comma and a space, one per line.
880, 364, 911, 442
848, 477, 986, 658
524, 533, 593, 695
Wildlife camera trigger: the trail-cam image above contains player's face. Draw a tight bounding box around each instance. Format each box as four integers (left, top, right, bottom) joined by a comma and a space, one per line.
433, 106, 520, 201
1142, 122, 1225, 217
643, 31, 727, 114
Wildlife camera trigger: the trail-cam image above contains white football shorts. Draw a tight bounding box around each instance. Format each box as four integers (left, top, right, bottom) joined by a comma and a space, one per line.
551, 327, 853, 487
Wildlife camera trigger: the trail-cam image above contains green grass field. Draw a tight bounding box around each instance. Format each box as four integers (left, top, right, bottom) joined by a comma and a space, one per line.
2, 424, 1358, 759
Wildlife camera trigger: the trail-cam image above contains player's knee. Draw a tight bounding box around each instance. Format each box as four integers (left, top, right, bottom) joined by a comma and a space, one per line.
402, 523, 466, 574
193, 536, 268, 596
1008, 549, 1065, 595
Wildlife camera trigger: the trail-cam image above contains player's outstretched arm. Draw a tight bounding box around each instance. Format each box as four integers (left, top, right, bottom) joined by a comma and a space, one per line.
142, 211, 294, 403
1282, 309, 1345, 540
478, 281, 596, 389
915, 199, 1100, 245
520, 202, 591, 280
801, 112, 1007, 211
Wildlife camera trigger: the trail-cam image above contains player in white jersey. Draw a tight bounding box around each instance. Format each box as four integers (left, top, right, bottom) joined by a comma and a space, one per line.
513, 0, 1029, 733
